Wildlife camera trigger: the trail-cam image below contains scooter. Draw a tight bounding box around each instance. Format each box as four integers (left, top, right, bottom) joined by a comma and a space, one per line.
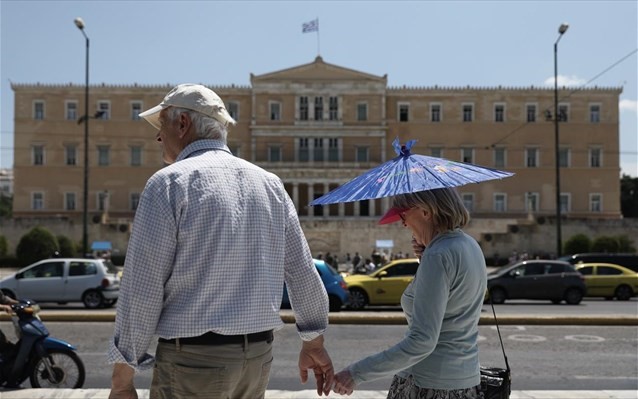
0, 300, 85, 388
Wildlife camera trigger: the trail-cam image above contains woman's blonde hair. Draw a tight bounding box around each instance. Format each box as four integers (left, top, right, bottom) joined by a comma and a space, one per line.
392, 188, 470, 231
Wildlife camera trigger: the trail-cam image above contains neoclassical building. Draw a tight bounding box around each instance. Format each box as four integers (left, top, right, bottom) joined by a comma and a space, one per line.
10, 57, 623, 257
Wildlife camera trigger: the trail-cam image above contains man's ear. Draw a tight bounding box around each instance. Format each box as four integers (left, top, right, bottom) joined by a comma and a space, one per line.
178, 113, 192, 137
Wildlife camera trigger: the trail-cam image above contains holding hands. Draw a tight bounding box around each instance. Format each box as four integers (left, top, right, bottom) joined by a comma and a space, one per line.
333, 369, 356, 396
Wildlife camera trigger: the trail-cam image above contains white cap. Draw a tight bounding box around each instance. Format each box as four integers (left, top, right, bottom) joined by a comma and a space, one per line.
139, 83, 236, 130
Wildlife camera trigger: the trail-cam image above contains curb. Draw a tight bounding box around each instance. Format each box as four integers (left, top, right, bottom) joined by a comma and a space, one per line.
1, 312, 636, 326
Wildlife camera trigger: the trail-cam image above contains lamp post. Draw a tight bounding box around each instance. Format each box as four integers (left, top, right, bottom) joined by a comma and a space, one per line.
74, 17, 90, 258
554, 23, 569, 257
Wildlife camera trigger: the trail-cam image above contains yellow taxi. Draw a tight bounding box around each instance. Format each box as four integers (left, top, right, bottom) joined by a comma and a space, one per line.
574, 263, 638, 301
344, 258, 420, 310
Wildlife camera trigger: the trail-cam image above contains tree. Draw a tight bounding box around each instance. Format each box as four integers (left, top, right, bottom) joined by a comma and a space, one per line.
620, 174, 638, 218
0, 235, 8, 256
591, 236, 619, 253
615, 235, 636, 253
57, 235, 77, 257
16, 226, 58, 266
563, 234, 591, 255
0, 195, 11, 218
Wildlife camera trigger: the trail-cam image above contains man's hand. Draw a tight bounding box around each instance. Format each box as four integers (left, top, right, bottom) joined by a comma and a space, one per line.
333, 369, 356, 396
0, 304, 12, 314
109, 363, 137, 399
299, 335, 334, 396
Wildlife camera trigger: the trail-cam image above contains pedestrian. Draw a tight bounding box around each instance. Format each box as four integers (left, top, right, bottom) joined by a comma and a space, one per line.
333, 188, 487, 398
108, 84, 334, 399
352, 252, 361, 269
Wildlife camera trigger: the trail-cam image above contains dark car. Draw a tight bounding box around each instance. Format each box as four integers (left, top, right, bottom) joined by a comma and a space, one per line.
282, 259, 350, 312
487, 260, 586, 305
558, 253, 638, 273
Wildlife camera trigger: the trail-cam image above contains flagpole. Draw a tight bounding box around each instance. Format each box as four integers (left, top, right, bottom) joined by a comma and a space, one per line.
316, 17, 320, 55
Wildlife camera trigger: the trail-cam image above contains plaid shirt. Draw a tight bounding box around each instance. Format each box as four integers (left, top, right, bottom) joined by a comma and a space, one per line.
108, 140, 328, 371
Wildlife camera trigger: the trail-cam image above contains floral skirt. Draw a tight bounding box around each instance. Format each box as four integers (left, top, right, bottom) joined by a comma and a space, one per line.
387, 374, 483, 399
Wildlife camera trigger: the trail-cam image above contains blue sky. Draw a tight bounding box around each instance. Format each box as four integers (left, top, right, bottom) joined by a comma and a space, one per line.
1, 0, 636, 176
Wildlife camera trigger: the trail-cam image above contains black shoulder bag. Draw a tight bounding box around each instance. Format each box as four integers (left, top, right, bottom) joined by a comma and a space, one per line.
480, 296, 512, 399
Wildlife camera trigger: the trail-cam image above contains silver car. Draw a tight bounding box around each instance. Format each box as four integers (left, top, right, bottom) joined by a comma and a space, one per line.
0, 258, 120, 309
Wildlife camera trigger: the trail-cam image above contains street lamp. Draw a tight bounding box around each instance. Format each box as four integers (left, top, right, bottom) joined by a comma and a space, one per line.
74, 17, 90, 258
554, 23, 569, 257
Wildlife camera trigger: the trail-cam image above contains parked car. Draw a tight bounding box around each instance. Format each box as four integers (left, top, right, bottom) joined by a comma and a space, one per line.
0, 258, 120, 309
558, 253, 638, 273
344, 258, 420, 310
486, 260, 586, 305
574, 263, 638, 301
282, 259, 349, 312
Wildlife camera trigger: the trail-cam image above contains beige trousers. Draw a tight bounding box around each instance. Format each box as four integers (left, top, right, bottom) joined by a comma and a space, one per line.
150, 339, 273, 399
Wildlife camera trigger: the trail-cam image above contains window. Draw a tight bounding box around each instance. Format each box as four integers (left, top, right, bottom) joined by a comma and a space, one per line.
130, 193, 140, 211
328, 138, 339, 162
130, 146, 142, 166
359, 200, 370, 216
526, 104, 537, 122
69, 261, 97, 276
298, 138, 309, 162
462, 193, 474, 212
329, 96, 339, 121
559, 148, 570, 168
430, 103, 441, 122
98, 191, 109, 212
558, 103, 569, 122
65, 144, 77, 166
227, 101, 239, 121
98, 145, 110, 166
494, 103, 505, 122
560, 193, 570, 213
430, 147, 442, 158
270, 102, 281, 121
384, 262, 419, 277
578, 266, 593, 276
525, 192, 539, 212
598, 266, 622, 276
97, 101, 110, 119
462, 104, 473, 122
65, 192, 76, 211
357, 103, 368, 121
398, 103, 409, 122
23, 262, 64, 279
33, 101, 45, 120
589, 104, 601, 123
313, 138, 324, 161
299, 97, 309, 121
461, 148, 474, 164
32, 192, 44, 210
32, 145, 45, 165
589, 194, 602, 212
314, 97, 323, 120
525, 148, 538, 168
268, 145, 282, 162
494, 193, 507, 212
589, 148, 602, 168
356, 146, 369, 162
131, 101, 142, 120
66, 101, 78, 121
494, 147, 506, 168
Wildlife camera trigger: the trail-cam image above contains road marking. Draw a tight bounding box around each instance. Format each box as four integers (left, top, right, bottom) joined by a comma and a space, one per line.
564, 335, 605, 342
492, 325, 526, 331
507, 334, 546, 342
477, 335, 486, 342
574, 375, 638, 380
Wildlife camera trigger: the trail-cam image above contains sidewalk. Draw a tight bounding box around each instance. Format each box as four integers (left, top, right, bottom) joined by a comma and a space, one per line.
0, 389, 636, 399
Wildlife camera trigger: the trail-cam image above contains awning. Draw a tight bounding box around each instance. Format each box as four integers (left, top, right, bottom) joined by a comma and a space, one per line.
375, 239, 394, 249
91, 241, 112, 251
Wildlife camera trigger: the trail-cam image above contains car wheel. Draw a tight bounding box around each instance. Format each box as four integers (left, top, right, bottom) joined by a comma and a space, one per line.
615, 285, 633, 301
102, 298, 118, 308
551, 299, 562, 304
328, 295, 342, 312
564, 288, 583, 305
82, 290, 104, 309
348, 288, 368, 310
489, 287, 506, 304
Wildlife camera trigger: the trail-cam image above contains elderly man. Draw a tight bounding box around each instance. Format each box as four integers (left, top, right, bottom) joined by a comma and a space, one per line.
108, 84, 333, 399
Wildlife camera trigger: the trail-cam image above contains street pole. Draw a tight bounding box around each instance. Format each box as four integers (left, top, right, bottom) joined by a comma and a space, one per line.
75, 18, 90, 258
554, 23, 569, 258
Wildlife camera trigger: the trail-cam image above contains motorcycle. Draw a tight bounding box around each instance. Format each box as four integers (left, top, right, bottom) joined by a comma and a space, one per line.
0, 300, 85, 388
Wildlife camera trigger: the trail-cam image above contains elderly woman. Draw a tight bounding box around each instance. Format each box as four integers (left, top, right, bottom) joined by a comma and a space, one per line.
333, 188, 487, 399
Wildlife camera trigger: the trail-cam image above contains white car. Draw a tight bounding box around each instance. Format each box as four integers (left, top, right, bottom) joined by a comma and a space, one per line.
0, 258, 120, 309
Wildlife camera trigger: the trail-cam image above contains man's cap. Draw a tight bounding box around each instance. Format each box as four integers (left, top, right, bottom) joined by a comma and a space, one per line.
378, 207, 410, 225
139, 83, 236, 130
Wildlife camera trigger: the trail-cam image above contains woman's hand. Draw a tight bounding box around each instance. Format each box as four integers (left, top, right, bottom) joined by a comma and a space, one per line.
333, 369, 356, 396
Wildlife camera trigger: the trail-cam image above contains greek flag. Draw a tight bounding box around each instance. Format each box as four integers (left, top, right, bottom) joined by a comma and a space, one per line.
302, 18, 319, 33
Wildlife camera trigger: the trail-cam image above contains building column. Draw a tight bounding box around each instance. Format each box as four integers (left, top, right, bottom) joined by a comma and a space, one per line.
354, 200, 360, 217
338, 201, 345, 217
369, 198, 376, 217
323, 183, 329, 217
292, 182, 299, 212
307, 184, 314, 219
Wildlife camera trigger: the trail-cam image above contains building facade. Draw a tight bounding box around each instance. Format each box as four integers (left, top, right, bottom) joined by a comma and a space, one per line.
10, 57, 623, 257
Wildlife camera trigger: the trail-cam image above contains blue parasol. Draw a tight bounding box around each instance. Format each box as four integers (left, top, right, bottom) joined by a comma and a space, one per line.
310, 137, 514, 206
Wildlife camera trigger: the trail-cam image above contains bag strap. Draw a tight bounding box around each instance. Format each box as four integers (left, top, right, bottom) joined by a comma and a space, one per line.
489, 294, 511, 372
